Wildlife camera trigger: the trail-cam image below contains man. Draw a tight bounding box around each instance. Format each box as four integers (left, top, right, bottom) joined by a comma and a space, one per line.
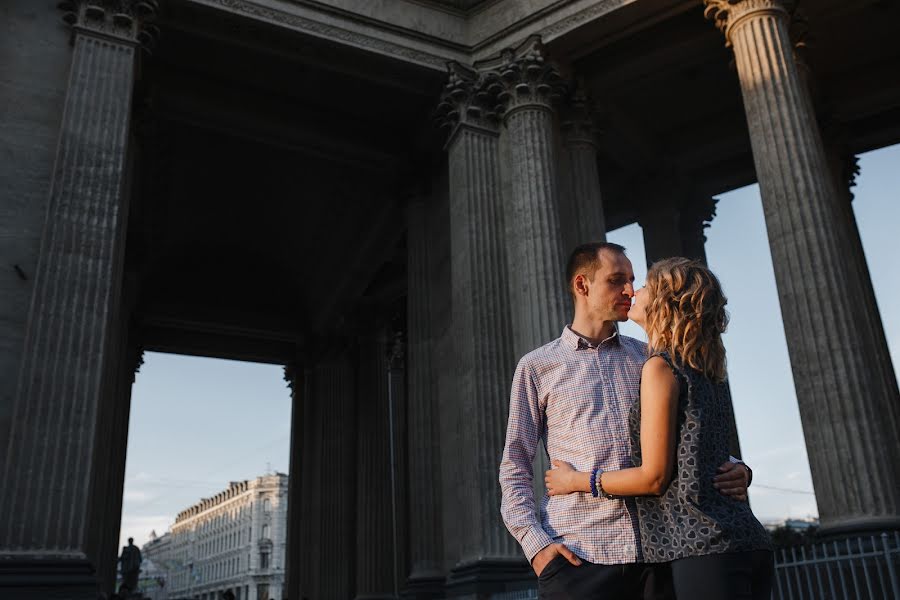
499, 242, 750, 598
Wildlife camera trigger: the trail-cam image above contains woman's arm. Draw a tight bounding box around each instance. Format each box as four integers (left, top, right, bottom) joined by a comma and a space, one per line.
545, 356, 679, 497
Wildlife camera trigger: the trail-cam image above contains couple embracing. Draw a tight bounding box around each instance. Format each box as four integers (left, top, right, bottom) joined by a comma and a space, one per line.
499, 242, 774, 600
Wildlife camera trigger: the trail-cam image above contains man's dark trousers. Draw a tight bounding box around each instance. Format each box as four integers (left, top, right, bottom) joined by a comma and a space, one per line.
537, 556, 674, 600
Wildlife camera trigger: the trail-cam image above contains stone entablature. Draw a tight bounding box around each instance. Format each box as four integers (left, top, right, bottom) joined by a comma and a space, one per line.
189, 0, 636, 70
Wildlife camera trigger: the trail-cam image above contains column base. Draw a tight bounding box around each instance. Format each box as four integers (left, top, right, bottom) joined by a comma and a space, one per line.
402, 571, 445, 599
445, 557, 534, 598
818, 515, 900, 538
0, 556, 98, 600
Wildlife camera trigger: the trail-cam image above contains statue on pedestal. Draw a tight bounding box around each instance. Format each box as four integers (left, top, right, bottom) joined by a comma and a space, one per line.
118, 537, 143, 596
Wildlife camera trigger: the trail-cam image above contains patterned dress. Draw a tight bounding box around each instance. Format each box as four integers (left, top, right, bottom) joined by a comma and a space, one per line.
629, 352, 772, 563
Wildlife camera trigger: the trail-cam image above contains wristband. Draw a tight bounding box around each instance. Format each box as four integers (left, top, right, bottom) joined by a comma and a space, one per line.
589, 469, 599, 498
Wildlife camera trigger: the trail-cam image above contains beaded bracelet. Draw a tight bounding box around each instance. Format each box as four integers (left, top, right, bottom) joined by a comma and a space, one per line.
589, 469, 599, 498
596, 469, 613, 499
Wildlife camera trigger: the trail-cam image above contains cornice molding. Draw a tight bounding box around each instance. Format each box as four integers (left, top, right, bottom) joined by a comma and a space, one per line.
193, 0, 460, 69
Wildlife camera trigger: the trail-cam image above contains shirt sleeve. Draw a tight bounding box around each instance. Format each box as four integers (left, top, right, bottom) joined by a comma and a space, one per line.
499, 357, 555, 562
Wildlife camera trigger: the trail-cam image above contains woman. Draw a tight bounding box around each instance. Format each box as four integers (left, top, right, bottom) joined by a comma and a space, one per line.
544, 257, 773, 600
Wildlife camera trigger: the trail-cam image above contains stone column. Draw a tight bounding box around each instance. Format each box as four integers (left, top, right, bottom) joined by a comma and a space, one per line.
491, 36, 569, 356
403, 199, 444, 597
283, 359, 305, 600
94, 338, 143, 595
436, 64, 527, 591
0, 2, 156, 596
705, 0, 900, 531
638, 188, 683, 267
793, 35, 898, 432
295, 354, 357, 599
559, 86, 607, 249
355, 329, 396, 600
386, 331, 409, 598
678, 196, 718, 265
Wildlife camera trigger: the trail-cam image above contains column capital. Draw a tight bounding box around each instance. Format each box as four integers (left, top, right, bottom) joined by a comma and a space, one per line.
131, 346, 145, 383
479, 35, 566, 117
435, 62, 502, 141
59, 0, 160, 48
680, 196, 719, 225
821, 121, 861, 202
704, 0, 795, 45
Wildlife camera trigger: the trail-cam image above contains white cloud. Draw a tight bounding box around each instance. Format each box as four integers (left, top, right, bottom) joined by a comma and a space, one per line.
123, 489, 155, 504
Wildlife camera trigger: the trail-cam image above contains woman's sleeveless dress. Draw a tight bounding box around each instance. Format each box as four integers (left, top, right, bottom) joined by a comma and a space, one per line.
629, 352, 772, 562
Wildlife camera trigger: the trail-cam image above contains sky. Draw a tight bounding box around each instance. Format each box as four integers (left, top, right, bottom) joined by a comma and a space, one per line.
119, 143, 899, 550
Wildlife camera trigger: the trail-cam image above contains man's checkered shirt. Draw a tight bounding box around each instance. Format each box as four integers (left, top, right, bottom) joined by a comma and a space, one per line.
499, 326, 648, 565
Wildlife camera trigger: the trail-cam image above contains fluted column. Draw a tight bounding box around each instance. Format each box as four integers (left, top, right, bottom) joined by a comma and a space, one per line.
355, 330, 396, 600
678, 196, 718, 265
296, 364, 319, 600
0, 3, 156, 595
490, 37, 569, 357
320, 356, 357, 599
94, 337, 143, 595
403, 199, 445, 597
638, 204, 683, 267
296, 354, 357, 599
560, 87, 607, 249
436, 63, 526, 590
283, 359, 306, 600
705, 0, 900, 531
386, 332, 409, 599
794, 38, 898, 441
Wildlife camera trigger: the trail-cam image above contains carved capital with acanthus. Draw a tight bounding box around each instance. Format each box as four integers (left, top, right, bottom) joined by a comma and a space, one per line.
479, 35, 566, 117
130, 346, 145, 383
435, 62, 502, 141
703, 0, 796, 46
680, 196, 719, 229
59, 0, 160, 48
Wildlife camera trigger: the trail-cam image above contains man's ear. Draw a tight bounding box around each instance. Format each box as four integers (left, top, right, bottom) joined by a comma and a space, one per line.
573, 273, 589, 297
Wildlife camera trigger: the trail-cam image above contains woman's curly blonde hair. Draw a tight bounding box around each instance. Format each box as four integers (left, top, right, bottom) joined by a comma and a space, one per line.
645, 257, 729, 381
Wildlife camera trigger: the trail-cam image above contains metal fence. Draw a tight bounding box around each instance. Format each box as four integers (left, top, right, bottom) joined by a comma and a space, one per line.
489, 532, 900, 600
773, 532, 900, 600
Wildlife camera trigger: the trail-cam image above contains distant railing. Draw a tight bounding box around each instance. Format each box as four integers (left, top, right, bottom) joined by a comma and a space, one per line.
773, 532, 900, 600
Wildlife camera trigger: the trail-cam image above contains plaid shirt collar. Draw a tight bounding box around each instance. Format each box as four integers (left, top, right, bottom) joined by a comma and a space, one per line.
562, 324, 622, 350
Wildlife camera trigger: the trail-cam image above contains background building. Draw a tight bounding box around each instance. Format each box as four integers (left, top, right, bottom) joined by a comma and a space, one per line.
139, 531, 173, 600
142, 474, 288, 600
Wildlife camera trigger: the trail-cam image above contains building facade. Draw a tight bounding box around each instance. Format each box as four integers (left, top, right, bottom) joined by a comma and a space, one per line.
140, 532, 173, 600
141, 475, 288, 600
1, 1, 899, 599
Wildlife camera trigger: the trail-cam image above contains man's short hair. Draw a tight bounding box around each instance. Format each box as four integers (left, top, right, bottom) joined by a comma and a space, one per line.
565, 242, 627, 297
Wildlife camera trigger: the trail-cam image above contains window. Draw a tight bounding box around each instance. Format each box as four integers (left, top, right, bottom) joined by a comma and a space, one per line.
261, 524, 269, 540
263, 498, 271, 514
259, 552, 269, 570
